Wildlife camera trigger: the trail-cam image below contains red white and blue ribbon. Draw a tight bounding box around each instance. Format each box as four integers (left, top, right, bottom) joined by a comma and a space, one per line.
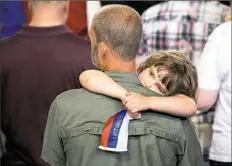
99, 109, 132, 152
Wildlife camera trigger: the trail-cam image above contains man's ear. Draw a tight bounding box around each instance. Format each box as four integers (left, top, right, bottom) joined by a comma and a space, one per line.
97, 42, 110, 61
97, 42, 111, 71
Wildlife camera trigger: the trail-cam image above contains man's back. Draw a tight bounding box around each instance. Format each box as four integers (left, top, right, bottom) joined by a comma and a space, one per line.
0, 25, 95, 166
42, 72, 203, 166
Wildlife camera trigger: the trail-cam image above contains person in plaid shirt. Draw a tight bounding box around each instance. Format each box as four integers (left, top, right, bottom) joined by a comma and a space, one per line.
136, 1, 230, 165
137, 1, 229, 71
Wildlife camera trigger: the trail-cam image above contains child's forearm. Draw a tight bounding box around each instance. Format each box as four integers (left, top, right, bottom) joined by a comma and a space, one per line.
79, 70, 127, 100
146, 94, 197, 117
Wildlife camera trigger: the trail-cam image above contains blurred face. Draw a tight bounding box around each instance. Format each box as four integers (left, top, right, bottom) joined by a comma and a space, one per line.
138, 66, 168, 95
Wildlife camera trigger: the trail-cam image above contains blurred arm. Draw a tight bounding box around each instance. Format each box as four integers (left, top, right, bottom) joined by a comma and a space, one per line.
80, 70, 127, 100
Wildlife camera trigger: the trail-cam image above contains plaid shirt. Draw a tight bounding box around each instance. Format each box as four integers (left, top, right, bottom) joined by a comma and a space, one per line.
136, 1, 229, 161
137, 1, 229, 71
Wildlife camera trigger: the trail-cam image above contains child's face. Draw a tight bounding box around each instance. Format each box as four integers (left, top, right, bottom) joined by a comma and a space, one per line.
138, 66, 168, 95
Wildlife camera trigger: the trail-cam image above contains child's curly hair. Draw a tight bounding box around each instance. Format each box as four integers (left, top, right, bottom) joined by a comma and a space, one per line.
137, 51, 198, 99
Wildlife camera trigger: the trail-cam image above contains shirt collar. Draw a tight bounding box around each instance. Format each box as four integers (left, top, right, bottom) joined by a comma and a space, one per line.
106, 72, 143, 86
17, 25, 70, 36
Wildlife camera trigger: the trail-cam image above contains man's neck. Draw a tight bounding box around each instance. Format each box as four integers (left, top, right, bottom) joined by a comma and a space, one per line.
29, 19, 64, 27
29, 11, 65, 27
105, 60, 136, 73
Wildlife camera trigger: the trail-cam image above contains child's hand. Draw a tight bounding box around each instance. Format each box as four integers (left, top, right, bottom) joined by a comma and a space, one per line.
128, 112, 141, 119
122, 91, 149, 114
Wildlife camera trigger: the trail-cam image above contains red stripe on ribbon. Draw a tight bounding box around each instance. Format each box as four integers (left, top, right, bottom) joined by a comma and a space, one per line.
100, 114, 116, 147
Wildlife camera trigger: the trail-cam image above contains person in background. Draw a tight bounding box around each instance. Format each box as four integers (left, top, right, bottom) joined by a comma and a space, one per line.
196, 9, 231, 166
137, 1, 229, 69
42, 5, 203, 166
24, 1, 101, 37
0, 1, 96, 165
0, 1, 101, 38
136, 1, 230, 162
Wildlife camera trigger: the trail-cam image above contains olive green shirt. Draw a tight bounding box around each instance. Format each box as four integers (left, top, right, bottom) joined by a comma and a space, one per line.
42, 72, 203, 166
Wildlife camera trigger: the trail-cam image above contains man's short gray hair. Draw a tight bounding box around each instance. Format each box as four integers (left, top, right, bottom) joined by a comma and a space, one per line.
92, 5, 143, 61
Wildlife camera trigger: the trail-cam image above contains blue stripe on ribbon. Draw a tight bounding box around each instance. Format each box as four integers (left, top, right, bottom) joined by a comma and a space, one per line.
108, 109, 127, 148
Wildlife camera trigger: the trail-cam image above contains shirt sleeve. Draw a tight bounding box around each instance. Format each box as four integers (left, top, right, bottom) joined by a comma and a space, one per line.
177, 120, 204, 166
41, 99, 65, 166
198, 25, 222, 90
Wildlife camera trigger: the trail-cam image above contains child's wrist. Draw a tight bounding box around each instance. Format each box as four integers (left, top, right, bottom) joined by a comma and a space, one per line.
145, 97, 153, 110
119, 94, 126, 101
119, 90, 127, 101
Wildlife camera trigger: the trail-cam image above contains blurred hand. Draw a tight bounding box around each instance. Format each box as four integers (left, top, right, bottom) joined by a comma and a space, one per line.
122, 91, 149, 116
128, 112, 141, 119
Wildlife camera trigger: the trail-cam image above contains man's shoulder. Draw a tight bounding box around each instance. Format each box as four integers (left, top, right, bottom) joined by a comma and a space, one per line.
53, 88, 121, 127
0, 35, 19, 58
55, 88, 110, 113
56, 88, 94, 105
61, 33, 90, 48
206, 22, 231, 48
0, 35, 18, 46
58, 33, 91, 61
213, 21, 231, 37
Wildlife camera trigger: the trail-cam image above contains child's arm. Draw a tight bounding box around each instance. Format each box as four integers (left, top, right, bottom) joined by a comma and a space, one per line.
79, 70, 197, 117
79, 70, 127, 100
123, 92, 197, 117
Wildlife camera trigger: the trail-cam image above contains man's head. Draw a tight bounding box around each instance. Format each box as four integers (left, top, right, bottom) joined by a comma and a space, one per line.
137, 51, 198, 99
29, 0, 69, 26
89, 5, 142, 72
